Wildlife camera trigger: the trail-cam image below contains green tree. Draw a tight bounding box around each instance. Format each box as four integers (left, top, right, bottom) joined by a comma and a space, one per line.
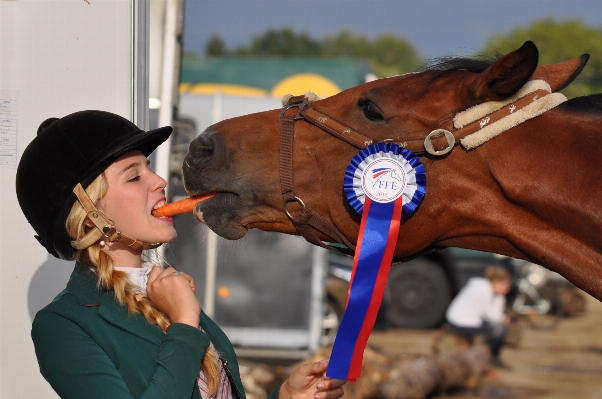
479, 19, 602, 98
322, 31, 421, 77
181, 51, 200, 61
205, 35, 227, 56
233, 28, 322, 57
207, 28, 422, 78
368, 34, 422, 77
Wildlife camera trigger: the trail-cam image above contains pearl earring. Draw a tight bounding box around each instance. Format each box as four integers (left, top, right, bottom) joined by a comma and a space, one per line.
100, 240, 106, 248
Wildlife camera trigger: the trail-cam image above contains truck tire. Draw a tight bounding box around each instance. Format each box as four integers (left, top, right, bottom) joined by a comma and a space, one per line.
386, 259, 452, 328
321, 296, 343, 346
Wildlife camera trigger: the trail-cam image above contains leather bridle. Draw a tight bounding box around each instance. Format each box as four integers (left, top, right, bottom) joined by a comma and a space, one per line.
278, 95, 458, 254
278, 83, 563, 254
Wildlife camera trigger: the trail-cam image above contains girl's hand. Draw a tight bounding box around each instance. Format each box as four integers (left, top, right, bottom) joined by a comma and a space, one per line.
279, 360, 345, 399
146, 266, 200, 328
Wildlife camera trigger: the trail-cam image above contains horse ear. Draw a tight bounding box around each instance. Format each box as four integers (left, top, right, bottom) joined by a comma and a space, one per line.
531, 54, 590, 92
472, 41, 539, 100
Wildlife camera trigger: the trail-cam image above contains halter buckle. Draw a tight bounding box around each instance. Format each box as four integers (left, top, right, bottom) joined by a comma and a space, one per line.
424, 129, 455, 156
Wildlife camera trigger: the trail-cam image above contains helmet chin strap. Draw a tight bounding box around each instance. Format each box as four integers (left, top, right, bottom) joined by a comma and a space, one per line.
70, 183, 162, 252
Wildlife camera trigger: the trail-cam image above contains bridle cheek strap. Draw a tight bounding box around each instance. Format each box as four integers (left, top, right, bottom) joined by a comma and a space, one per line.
280, 96, 356, 254
70, 183, 161, 251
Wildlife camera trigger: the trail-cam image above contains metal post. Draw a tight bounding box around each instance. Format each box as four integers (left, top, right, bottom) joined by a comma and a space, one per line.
308, 246, 327, 352
154, 0, 181, 196
132, 0, 150, 130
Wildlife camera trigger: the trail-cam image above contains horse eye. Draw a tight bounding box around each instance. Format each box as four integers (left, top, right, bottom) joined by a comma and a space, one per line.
358, 100, 384, 121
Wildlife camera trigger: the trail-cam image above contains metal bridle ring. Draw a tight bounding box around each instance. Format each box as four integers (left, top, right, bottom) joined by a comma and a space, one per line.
280, 98, 310, 120
284, 196, 306, 220
424, 129, 455, 156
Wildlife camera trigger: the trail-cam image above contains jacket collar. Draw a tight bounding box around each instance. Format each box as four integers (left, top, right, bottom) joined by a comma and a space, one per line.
66, 262, 105, 306
67, 262, 164, 344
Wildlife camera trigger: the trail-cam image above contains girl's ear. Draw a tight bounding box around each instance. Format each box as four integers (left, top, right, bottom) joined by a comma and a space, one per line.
83, 217, 96, 228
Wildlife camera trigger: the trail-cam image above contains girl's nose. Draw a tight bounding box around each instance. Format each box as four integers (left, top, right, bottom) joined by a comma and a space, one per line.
151, 172, 168, 191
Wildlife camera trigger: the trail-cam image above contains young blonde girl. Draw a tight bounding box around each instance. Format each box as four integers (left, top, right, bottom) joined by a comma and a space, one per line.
17, 110, 345, 399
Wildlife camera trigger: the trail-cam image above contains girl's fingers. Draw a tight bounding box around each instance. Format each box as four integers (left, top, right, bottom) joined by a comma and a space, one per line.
173, 270, 196, 292
147, 266, 177, 290
147, 266, 196, 295
297, 359, 328, 377
317, 378, 346, 391
186, 274, 196, 292
315, 387, 344, 399
158, 266, 177, 278
147, 266, 164, 284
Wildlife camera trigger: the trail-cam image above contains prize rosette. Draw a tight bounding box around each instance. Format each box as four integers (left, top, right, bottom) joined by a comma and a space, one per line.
344, 142, 426, 217
326, 142, 426, 381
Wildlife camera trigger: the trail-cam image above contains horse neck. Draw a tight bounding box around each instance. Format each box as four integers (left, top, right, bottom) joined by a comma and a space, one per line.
466, 104, 602, 245
397, 105, 601, 254
491, 104, 602, 152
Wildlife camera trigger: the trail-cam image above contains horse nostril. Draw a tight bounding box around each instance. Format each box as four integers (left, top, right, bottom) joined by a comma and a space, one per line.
189, 134, 214, 160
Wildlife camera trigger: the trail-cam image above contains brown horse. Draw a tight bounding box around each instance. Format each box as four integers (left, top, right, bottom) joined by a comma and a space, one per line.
182, 41, 602, 301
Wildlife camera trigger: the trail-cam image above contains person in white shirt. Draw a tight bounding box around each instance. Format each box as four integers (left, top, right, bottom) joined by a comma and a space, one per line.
445, 266, 512, 368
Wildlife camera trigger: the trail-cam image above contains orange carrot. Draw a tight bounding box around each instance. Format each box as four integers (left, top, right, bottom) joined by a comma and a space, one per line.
152, 193, 216, 217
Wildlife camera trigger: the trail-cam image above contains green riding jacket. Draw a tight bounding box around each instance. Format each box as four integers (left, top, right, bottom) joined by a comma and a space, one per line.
32, 262, 281, 399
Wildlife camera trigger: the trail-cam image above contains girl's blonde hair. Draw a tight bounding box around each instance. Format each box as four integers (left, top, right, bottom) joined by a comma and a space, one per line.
66, 173, 220, 395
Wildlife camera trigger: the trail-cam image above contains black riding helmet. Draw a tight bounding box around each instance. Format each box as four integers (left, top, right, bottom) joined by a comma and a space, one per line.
16, 110, 172, 260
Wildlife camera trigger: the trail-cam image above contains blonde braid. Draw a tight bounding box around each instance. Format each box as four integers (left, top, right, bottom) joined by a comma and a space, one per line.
66, 174, 220, 395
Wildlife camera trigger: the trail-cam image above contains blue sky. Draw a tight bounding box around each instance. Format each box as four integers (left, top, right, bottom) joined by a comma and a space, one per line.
182, 0, 602, 59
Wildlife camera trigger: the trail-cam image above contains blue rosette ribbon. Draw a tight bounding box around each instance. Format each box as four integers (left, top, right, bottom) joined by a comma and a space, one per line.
326, 142, 426, 381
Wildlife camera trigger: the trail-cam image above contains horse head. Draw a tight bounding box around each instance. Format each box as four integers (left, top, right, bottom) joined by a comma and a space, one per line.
183, 41, 593, 264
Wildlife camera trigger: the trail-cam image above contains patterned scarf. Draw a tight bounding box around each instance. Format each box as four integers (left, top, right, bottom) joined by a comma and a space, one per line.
196, 339, 233, 399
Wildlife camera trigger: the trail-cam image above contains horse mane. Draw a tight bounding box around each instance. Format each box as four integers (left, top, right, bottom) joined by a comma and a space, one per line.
421, 56, 602, 114
562, 94, 602, 113
396, 56, 495, 94
421, 56, 494, 74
